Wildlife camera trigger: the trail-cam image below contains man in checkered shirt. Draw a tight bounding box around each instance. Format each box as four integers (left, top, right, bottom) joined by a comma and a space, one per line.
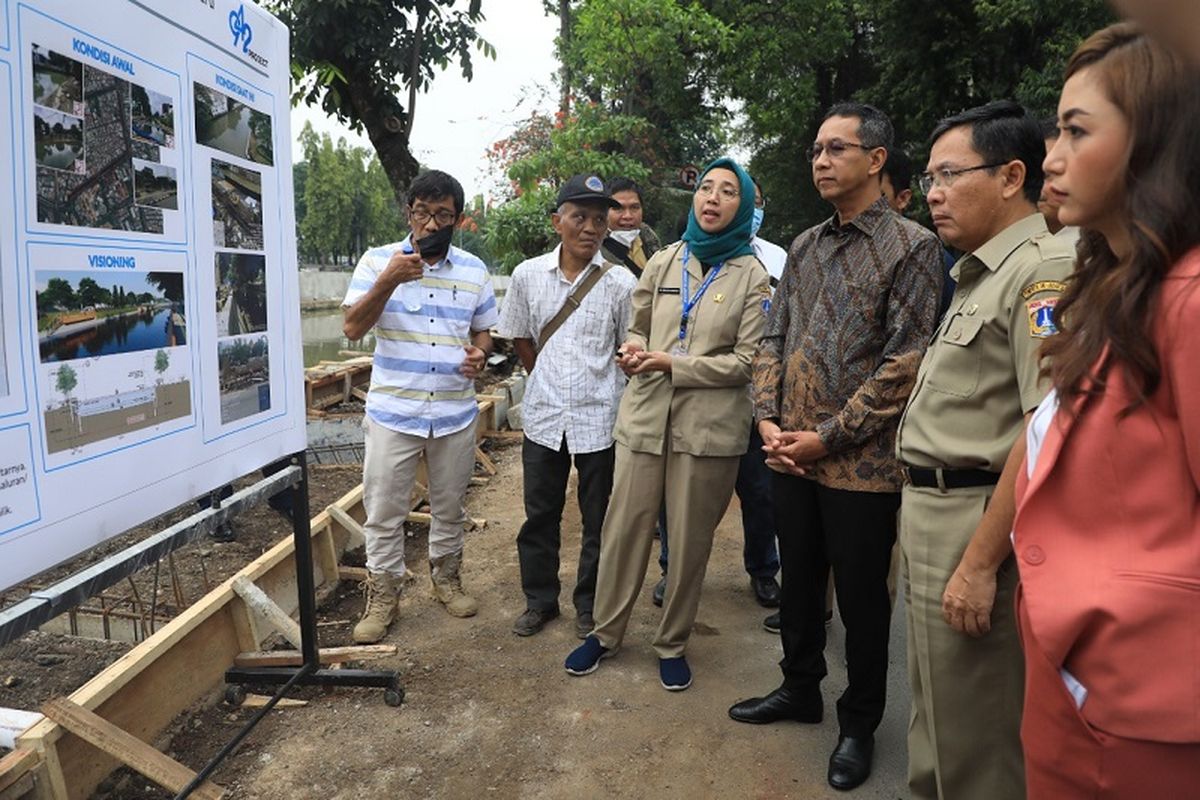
497, 175, 636, 639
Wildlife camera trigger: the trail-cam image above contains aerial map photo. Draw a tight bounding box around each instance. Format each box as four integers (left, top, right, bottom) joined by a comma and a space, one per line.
33, 44, 178, 235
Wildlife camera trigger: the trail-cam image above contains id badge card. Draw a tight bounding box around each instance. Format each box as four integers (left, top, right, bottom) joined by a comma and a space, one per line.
670, 342, 688, 357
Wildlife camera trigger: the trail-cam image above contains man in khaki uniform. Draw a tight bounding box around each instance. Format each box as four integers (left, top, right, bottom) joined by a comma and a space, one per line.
897, 101, 1075, 800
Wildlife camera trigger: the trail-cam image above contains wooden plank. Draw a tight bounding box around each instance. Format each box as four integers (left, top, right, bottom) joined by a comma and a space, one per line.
406, 511, 487, 530
0, 772, 34, 800
350, 387, 369, 403
232, 645, 396, 668
337, 566, 369, 582
17, 480, 367, 800
41, 699, 222, 800
0, 748, 39, 794
326, 505, 365, 541
475, 446, 498, 476
231, 577, 303, 649
241, 695, 306, 709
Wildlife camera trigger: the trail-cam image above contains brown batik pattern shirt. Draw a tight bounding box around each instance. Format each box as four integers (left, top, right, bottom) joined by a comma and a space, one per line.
753, 197, 943, 492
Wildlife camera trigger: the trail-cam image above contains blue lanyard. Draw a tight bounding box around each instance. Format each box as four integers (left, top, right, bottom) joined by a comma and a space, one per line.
679, 245, 723, 342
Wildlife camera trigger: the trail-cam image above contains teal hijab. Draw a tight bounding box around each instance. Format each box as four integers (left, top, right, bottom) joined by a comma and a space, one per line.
682, 157, 756, 265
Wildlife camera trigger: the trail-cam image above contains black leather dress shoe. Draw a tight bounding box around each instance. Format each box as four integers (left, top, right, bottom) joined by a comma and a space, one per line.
751, 575, 781, 607
828, 734, 874, 791
728, 686, 823, 724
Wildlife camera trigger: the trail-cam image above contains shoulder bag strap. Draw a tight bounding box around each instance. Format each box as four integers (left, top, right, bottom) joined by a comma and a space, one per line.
537, 263, 613, 351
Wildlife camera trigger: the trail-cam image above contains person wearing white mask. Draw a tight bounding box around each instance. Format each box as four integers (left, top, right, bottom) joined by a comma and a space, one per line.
601, 177, 661, 278
750, 177, 788, 286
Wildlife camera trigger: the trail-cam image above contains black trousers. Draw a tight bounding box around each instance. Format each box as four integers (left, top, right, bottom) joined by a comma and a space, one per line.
517, 436, 614, 615
774, 473, 899, 738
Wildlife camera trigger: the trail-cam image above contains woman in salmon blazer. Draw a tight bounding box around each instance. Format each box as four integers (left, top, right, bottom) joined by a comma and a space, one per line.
1012, 22, 1200, 798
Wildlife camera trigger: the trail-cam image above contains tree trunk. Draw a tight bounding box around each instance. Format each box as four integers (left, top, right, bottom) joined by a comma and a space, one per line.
559, 0, 571, 114
343, 74, 421, 210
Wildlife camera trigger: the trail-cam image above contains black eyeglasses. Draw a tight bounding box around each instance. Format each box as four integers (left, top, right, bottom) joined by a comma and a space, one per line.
806, 140, 874, 162
918, 163, 1006, 194
409, 207, 458, 226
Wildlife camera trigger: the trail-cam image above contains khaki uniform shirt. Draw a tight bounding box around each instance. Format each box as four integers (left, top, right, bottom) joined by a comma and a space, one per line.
897, 214, 1075, 470
615, 242, 770, 458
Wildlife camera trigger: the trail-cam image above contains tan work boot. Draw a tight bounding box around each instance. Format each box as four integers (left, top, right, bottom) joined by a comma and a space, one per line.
352, 570, 404, 643
429, 551, 477, 617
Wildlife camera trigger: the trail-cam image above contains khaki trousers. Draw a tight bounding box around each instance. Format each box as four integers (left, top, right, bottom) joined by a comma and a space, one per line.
591, 441, 739, 658
361, 415, 477, 577
901, 484, 1025, 800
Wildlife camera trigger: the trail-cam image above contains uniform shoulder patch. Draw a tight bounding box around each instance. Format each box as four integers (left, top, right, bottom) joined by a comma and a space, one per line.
1027, 297, 1060, 338
1021, 280, 1067, 300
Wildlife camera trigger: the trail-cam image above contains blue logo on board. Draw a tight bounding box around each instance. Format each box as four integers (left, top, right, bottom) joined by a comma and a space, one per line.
229, 4, 253, 54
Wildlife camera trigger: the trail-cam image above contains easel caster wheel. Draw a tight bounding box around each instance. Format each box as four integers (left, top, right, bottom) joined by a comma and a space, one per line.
224, 685, 247, 706
384, 685, 404, 707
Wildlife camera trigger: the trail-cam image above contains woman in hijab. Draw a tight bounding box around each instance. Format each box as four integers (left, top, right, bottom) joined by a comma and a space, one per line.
564, 157, 771, 691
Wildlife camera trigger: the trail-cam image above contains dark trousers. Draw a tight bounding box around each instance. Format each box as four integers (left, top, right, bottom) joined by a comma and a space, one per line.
517, 436, 614, 615
658, 424, 779, 578
775, 473, 899, 738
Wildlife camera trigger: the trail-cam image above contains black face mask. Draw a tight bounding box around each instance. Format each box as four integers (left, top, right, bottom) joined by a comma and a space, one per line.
414, 224, 454, 260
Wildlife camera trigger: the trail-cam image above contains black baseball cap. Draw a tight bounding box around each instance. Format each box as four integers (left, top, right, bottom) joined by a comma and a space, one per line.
556, 174, 620, 208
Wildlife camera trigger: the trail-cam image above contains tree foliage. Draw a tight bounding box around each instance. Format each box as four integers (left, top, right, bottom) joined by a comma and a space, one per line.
294, 122, 406, 265
270, 0, 493, 205
561, 0, 730, 169
697, 0, 1115, 243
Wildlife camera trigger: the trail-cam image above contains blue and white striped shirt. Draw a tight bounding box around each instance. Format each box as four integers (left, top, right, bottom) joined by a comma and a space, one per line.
343, 239, 499, 437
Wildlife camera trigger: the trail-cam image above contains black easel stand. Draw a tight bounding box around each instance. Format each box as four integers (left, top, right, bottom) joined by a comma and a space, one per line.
176, 451, 400, 799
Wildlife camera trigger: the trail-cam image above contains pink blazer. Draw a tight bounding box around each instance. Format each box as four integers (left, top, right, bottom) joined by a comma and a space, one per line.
1013, 248, 1200, 743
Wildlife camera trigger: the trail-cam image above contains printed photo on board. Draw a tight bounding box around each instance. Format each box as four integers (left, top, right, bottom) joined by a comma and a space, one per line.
193, 82, 274, 166
215, 252, 268, 336
132, 158, 178, 210
130, 84, 175, 148
34, 57, 178, 235
211, 159, 263, 249
36, 270, 186, 363
32, 44, 83, 116
217, 333, 270, 423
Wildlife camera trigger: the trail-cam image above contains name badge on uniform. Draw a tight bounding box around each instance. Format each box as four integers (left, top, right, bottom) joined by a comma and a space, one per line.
657, 287, 681, 295
1027, 298, 1059, 338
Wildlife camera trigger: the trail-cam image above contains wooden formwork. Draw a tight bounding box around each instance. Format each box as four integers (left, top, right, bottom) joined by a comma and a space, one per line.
2, 483, 369, 800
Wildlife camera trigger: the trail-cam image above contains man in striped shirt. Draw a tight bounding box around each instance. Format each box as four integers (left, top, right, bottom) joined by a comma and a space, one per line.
342, 170, 499, 644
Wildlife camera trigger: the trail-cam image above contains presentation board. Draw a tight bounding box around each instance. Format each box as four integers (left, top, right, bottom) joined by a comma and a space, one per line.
0, 0, 305, 590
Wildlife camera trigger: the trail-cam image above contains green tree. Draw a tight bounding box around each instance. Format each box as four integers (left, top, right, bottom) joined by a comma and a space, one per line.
701, 0, 1113, 240
55, 363, 77, 402
146, 273, 183, 303
76, 277, 106, 308
270, 0, 494, 206
562, 0, 730, 169
154, 349, 169, 382
38, 277, 75, 314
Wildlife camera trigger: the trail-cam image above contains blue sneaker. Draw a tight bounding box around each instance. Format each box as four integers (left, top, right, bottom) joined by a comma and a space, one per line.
659, 656, 692, 691
565, 635, 614, 676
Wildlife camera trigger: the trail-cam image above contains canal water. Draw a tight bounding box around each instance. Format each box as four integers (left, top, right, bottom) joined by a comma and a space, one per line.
38, 142, 82, 170
206, 107, 252, 159
302, 309, 373, 367
40, 307, 179, 363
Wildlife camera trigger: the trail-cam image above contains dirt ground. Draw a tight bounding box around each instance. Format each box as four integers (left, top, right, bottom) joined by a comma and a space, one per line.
4, 442, 913, 799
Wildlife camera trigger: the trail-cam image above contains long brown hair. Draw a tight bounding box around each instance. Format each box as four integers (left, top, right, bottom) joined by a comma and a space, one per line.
1041, 23, 1200, 410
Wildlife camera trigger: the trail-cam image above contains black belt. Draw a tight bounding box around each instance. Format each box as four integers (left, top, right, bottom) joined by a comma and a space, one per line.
903, 466, 1000, 490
